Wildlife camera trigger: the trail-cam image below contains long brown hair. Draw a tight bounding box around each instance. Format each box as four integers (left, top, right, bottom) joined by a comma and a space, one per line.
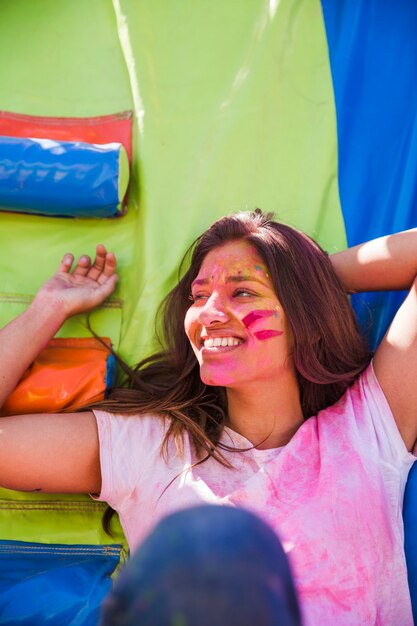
94, 209, 371, 462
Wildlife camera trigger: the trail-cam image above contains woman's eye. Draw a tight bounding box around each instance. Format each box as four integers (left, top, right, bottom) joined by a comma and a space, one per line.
188, 293, 208, 302
233, 288, 256, 297
188, 288, 256, 302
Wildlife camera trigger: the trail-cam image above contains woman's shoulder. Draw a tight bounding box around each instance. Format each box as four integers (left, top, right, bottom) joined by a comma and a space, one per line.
92, 408, 170, 442
92, 407, 167, 421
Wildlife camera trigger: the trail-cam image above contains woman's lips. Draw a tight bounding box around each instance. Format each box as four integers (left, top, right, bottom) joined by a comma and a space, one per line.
201, 342, 243, 354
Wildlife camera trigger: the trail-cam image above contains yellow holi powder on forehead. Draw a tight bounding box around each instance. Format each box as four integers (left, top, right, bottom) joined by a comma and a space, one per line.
198, 243, 271, 281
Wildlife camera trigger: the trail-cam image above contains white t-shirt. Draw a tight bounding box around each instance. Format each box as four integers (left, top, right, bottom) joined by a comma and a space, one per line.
93, 363, 416, 626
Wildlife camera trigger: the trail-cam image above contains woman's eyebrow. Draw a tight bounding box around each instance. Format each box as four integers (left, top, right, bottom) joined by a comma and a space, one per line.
191, 278, 209, 287
191, 275, 268, 288
226, 275, 266, 285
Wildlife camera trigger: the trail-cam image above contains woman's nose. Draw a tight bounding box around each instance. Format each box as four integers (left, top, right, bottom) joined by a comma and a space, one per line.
198, 293, 230, 326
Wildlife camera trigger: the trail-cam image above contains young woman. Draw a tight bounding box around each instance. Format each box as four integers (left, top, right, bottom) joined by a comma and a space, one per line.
0, 210, 416, 625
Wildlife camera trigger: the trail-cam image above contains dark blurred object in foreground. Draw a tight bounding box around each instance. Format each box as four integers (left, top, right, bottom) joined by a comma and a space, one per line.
100, 505, 302, 626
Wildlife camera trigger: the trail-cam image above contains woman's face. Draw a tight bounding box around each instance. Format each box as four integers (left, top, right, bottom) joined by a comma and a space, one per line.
184, 240, 295, 388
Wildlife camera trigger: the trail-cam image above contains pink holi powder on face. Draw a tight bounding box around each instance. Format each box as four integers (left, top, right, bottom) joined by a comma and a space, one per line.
242, 310, 284, 341
254, 330, 283, 340
242, 309, 276, 328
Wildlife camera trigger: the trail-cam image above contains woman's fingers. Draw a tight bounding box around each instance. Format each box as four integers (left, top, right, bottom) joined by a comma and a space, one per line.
57, 254, 74, 274
57, 246, 117, 286
73, 255, 92, 277
98, 251, 117, 284
86, 244, 106, 281
96, 273, 119, 300
88, 245, 117, 284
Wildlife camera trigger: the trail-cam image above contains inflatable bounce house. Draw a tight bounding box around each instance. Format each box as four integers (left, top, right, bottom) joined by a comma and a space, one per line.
0, 0, 416, 623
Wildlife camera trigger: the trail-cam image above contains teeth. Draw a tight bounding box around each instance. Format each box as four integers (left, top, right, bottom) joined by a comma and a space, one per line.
203, 337, 242, 348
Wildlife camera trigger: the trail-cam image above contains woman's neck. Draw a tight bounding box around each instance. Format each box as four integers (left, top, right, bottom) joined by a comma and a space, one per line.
225, 374, 304, 449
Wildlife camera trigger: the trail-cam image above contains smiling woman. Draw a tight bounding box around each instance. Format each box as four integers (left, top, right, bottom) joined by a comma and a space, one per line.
183, 239, 300, 441
0, 210, 417, 626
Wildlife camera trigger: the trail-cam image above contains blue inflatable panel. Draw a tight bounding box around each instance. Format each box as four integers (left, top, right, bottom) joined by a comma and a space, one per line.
0, 136, 127, 217
0, 540, 122, 625
321, 0, 417, 349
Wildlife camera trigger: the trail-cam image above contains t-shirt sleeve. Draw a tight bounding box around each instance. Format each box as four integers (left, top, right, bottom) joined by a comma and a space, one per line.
91, 409, 167, 509
348, 361, 415, 475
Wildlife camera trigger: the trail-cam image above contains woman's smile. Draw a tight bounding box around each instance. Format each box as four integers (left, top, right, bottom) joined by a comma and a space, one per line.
201, 336, 243, 349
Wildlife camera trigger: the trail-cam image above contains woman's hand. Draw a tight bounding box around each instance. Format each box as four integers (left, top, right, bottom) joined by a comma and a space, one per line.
34, 244, 118, 319
0, 245, 118, 410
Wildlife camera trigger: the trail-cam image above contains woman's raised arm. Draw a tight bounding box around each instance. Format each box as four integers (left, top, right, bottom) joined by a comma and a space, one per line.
330, 228, 417, 294
373, 276, 417, 452
331, 229, 417, 451
0, 245, 118, 408
0, 245, 118, 494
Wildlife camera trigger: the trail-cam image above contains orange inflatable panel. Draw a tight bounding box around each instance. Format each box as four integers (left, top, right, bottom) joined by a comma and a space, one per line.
2, 338, 114, 415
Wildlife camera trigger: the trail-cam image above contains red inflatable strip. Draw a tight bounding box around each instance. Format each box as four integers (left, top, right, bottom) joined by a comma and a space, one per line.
0, 110, 133, 162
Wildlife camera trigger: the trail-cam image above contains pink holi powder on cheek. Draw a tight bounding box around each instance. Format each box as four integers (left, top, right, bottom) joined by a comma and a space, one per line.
254, 330, 284, 340
242, 309, 276, 328
242, 309, 284, 342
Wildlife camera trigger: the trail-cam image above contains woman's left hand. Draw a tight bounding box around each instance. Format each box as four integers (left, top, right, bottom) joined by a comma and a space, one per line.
34, 244, 119, 319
